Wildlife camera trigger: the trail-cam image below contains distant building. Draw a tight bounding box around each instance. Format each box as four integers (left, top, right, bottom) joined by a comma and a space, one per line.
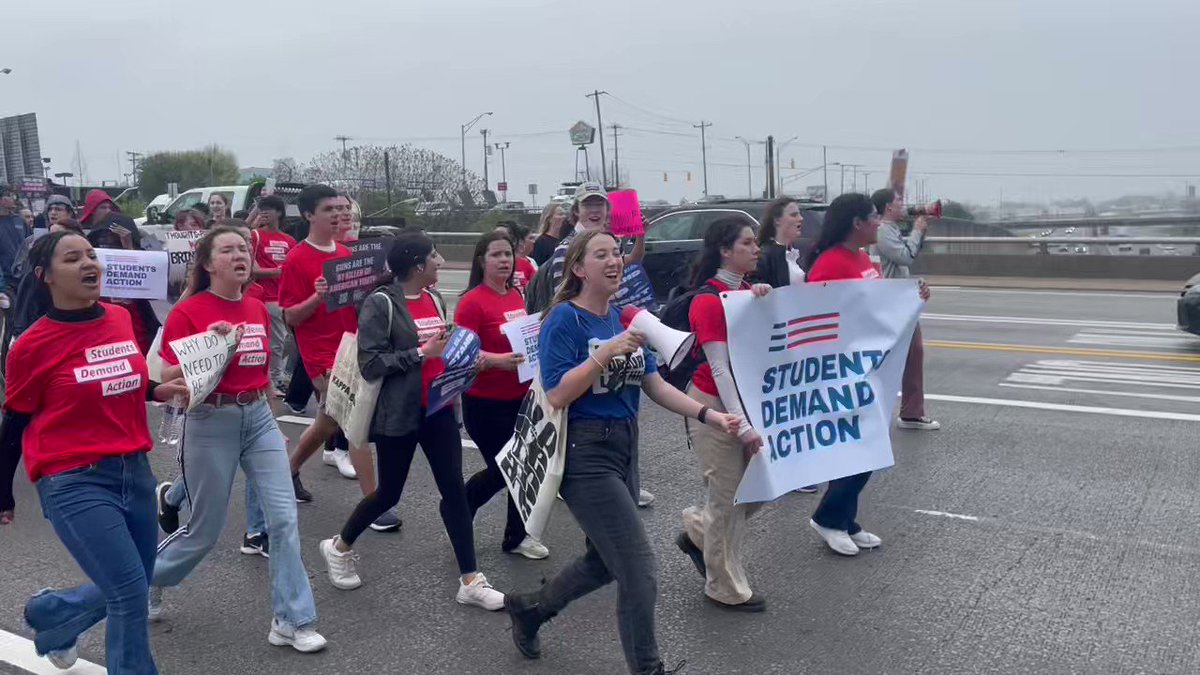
0, 113, 42, 186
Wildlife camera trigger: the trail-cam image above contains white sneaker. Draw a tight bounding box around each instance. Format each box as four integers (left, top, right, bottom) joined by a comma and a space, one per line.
268, 618, 327, 653
850, 530, 882, 549
510, 536, 550, 560
331, 449, 357, 479
46, 644, 78, 669
897, 417, 941, 430
809, 519, 859, 556
456, 573, 505, 611
637, 489, 655, 508
321, 449, 337, 466
319, 537, 362, 590
148, 586, 164, 621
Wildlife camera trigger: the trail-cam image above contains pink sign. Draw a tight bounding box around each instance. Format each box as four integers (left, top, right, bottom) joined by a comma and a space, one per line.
608, 190, 645, 237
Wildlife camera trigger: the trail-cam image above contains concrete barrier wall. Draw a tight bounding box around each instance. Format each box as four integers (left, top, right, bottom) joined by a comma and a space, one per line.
911, 253, 1199, 281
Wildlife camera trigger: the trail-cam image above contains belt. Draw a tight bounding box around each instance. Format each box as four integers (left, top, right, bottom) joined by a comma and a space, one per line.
203, 387, 270, 407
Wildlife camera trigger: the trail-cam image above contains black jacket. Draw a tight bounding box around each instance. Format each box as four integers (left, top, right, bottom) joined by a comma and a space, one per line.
357, 281, 446, 439
752, 240, 791, 288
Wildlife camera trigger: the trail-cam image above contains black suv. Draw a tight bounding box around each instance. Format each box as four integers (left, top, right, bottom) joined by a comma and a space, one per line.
640, 198, 826, 298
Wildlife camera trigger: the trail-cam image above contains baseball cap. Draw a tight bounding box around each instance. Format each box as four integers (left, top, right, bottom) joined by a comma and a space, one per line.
573, 181, 608, 205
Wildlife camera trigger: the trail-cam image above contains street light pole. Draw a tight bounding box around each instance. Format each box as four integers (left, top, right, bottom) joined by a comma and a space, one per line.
775, 136, 798, 195
480, 128, 491, 192
459, 111, 493, 189
494, 142, 510, 201
735, 136, 753, 197
694, 121, 712, 197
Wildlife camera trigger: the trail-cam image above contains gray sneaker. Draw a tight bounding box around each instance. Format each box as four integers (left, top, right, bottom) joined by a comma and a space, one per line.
148, 586, 164, 622
369, 510, 402, 532
637, 489, 655, 508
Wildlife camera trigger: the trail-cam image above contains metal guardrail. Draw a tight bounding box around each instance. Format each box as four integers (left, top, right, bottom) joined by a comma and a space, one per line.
927, 237, 1200, 245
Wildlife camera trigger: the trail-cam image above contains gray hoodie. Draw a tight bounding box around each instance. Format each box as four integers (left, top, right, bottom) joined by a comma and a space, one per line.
874, 221, 925, 279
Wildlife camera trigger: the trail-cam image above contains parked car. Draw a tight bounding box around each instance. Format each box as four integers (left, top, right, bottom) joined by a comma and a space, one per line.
1178, 271, 1200, 336
639, 198, 826, 298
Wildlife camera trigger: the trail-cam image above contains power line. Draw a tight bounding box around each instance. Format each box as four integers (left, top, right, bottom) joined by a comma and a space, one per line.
601, 92, 696, 127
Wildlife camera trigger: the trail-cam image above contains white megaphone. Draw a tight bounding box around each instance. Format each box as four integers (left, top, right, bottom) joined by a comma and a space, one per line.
619, 305, 696, 371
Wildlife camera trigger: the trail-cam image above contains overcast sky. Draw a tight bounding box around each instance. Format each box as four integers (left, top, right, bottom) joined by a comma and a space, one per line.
4, 0, 1198, 207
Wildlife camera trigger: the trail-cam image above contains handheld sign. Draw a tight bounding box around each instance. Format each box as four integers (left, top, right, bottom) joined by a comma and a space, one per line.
610, 263, 657, 312
500, 312, 542, 383
888, 149, 909, 199
323, 240, 388, 311
97, 249, 169, 300
608, 189, 645, 237
168, 329, 241, 411
426, 328, 481, 415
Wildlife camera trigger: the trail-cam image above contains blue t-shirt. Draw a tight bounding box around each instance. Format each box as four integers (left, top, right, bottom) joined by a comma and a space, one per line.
539, 302, 658, 420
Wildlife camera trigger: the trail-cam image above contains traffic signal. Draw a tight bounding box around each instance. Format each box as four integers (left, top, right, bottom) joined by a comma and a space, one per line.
687, 171, 693, 182
663, 172, 668, 182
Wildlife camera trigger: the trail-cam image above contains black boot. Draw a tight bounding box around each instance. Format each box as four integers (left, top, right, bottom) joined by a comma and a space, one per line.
505, 592, 553, 659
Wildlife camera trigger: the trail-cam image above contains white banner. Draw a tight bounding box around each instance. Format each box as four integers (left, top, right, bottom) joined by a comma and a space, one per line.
168, 330, 241, 411
97, 249, 169, 300
497, 378, 567, 540
500, 311, 542, 383
724, 280, 923, 503
164, 230, 206, 286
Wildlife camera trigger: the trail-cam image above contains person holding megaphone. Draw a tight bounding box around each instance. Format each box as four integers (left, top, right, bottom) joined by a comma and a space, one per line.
504, 229, 741, 675
675, 217, 774, 612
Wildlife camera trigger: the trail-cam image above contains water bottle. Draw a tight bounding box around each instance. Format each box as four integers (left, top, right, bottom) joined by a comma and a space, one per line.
158, 394, 186, 446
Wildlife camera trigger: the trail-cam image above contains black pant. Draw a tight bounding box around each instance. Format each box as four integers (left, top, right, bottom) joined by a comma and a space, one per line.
284, 356, 314, 411
339, 407, 477, 574
462, 394, 527, 551
536, 417, 660, 675
812, 471, 872, 535
0, 442, 18, 512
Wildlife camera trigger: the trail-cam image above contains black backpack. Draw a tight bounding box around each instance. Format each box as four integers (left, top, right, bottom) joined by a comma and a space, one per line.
654, 283, 719, 390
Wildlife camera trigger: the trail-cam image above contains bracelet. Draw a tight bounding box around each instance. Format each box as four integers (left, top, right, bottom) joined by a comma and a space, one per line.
589, 352, 607, 370
698, 406, 710, 424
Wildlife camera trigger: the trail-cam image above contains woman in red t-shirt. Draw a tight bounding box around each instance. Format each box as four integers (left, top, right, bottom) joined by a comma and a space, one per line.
319, 231, 505, 611
455, 232, 546, 559
2, 230, 185, 672
678, 217, 773, 612
497, 222, 539, 294
149, 226, 326, 652
803, 193, 929, 557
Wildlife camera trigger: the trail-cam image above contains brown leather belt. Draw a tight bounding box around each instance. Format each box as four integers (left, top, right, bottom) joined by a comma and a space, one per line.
203, 387, 270, 407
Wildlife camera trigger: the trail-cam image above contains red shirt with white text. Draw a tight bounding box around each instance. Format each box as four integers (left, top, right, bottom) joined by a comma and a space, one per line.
160, 291, 271, 395
252, 229, 297, 302
278, 241, 358, 378
454, 284, 530, 401
513, 256, 536, 294
807, 246, 880, 282
407, 291, 447, 407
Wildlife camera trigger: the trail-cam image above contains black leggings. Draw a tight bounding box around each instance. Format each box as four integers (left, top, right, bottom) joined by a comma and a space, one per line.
339, 407, 477, 574
0, 443, 18, 512
462, 394, 528, 551
285, 355, 314, 411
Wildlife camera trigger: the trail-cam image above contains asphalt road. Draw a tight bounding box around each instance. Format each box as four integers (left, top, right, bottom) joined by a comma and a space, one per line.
3, 277, 1200, 674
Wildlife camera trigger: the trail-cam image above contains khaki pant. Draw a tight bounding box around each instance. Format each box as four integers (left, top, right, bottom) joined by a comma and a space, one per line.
900, 323, 926, 419
682, 387, 763, 605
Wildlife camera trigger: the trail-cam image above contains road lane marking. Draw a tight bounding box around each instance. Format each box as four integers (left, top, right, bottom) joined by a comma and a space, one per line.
925, 393, 1200, 422
914, 509, 980, 521
999, 382, 1200, 403
923, 313, 1176, 330
0, 629, 106, 674
274, 415, 479, 449
925, 339, 1200, 363
932, 288, 1175, 299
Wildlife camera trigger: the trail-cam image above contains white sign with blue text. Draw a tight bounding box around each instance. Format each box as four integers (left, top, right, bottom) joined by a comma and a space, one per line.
724, 280, 922, 503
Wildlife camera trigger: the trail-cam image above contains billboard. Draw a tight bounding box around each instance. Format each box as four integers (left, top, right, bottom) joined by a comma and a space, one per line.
0, 113, 43, 187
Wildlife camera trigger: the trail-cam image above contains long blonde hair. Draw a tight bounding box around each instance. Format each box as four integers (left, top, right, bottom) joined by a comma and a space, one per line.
538, 202, 564, 236
544, 230, 620, 316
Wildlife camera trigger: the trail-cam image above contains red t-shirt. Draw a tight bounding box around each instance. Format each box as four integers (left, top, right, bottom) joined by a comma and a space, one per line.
454, 285, 530, 401
278, 241, 358, 378
689, 278, 748, 397
245, 281, 266, 302
252, 229, 297, 302
513, 257, 536, 294
160, 291, 271, 396
406, 291, 447, 408
807, 246, 880, 282
4, 304, 152, 481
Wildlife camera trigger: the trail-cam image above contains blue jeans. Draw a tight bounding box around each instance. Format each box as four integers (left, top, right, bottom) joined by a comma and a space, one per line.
812, 471, 872, 535
152, 400, 316, 628
26, 452, 159, 675
165, 470, 264, 536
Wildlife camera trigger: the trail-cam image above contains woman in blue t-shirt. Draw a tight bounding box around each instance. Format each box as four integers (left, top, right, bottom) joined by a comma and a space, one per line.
503, 230, 740, 675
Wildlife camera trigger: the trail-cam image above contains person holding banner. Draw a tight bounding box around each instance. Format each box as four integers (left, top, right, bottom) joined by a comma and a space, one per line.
504, 230, 740, 675
318, 230, 506, 610
676, 217, 774, 612
454, 231, 547, 559
148, 226, 326, 652
87, 225, 161, 354
2, 229, 188, 673
801, 193, 929, 556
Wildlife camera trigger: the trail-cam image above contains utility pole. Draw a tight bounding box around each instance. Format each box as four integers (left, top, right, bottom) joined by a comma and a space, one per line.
334, 135, 352, 180
694, 121, 712, 197
125, 151, 143, 185
863, 172, 870, 194
609, 124, 622, 187
765, 136, 776, 199
480, 128, 491, 191
735, 136, 754, 197
384, 149, 393, 216
822, 146, 829, 202
460, 112, 493, 190
586, 90, 608, 187
494, 142, 510, 201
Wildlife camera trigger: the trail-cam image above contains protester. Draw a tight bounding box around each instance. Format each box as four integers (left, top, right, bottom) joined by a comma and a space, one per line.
148, 226, 326, 652
208, 193, 231, 227
318, 230, 506, 611
496, 222, 538, 293
11, 195, 74, 286
87, 226, 161, 353
174, 208, 207, 232
19, 207, 34, 230
0, 191, 29, 293
78, 189, 118, 230
504, 230, 739, 675
753, 196, 806, 287
2, 229, 186, 673
871, 188, 939, 431
250, 195, 297, 392
269, 185, 398, 531
454, 231, 546, 559
531, 202, 566, 265
802, 193, 930, 556
676, 217, 772, 612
